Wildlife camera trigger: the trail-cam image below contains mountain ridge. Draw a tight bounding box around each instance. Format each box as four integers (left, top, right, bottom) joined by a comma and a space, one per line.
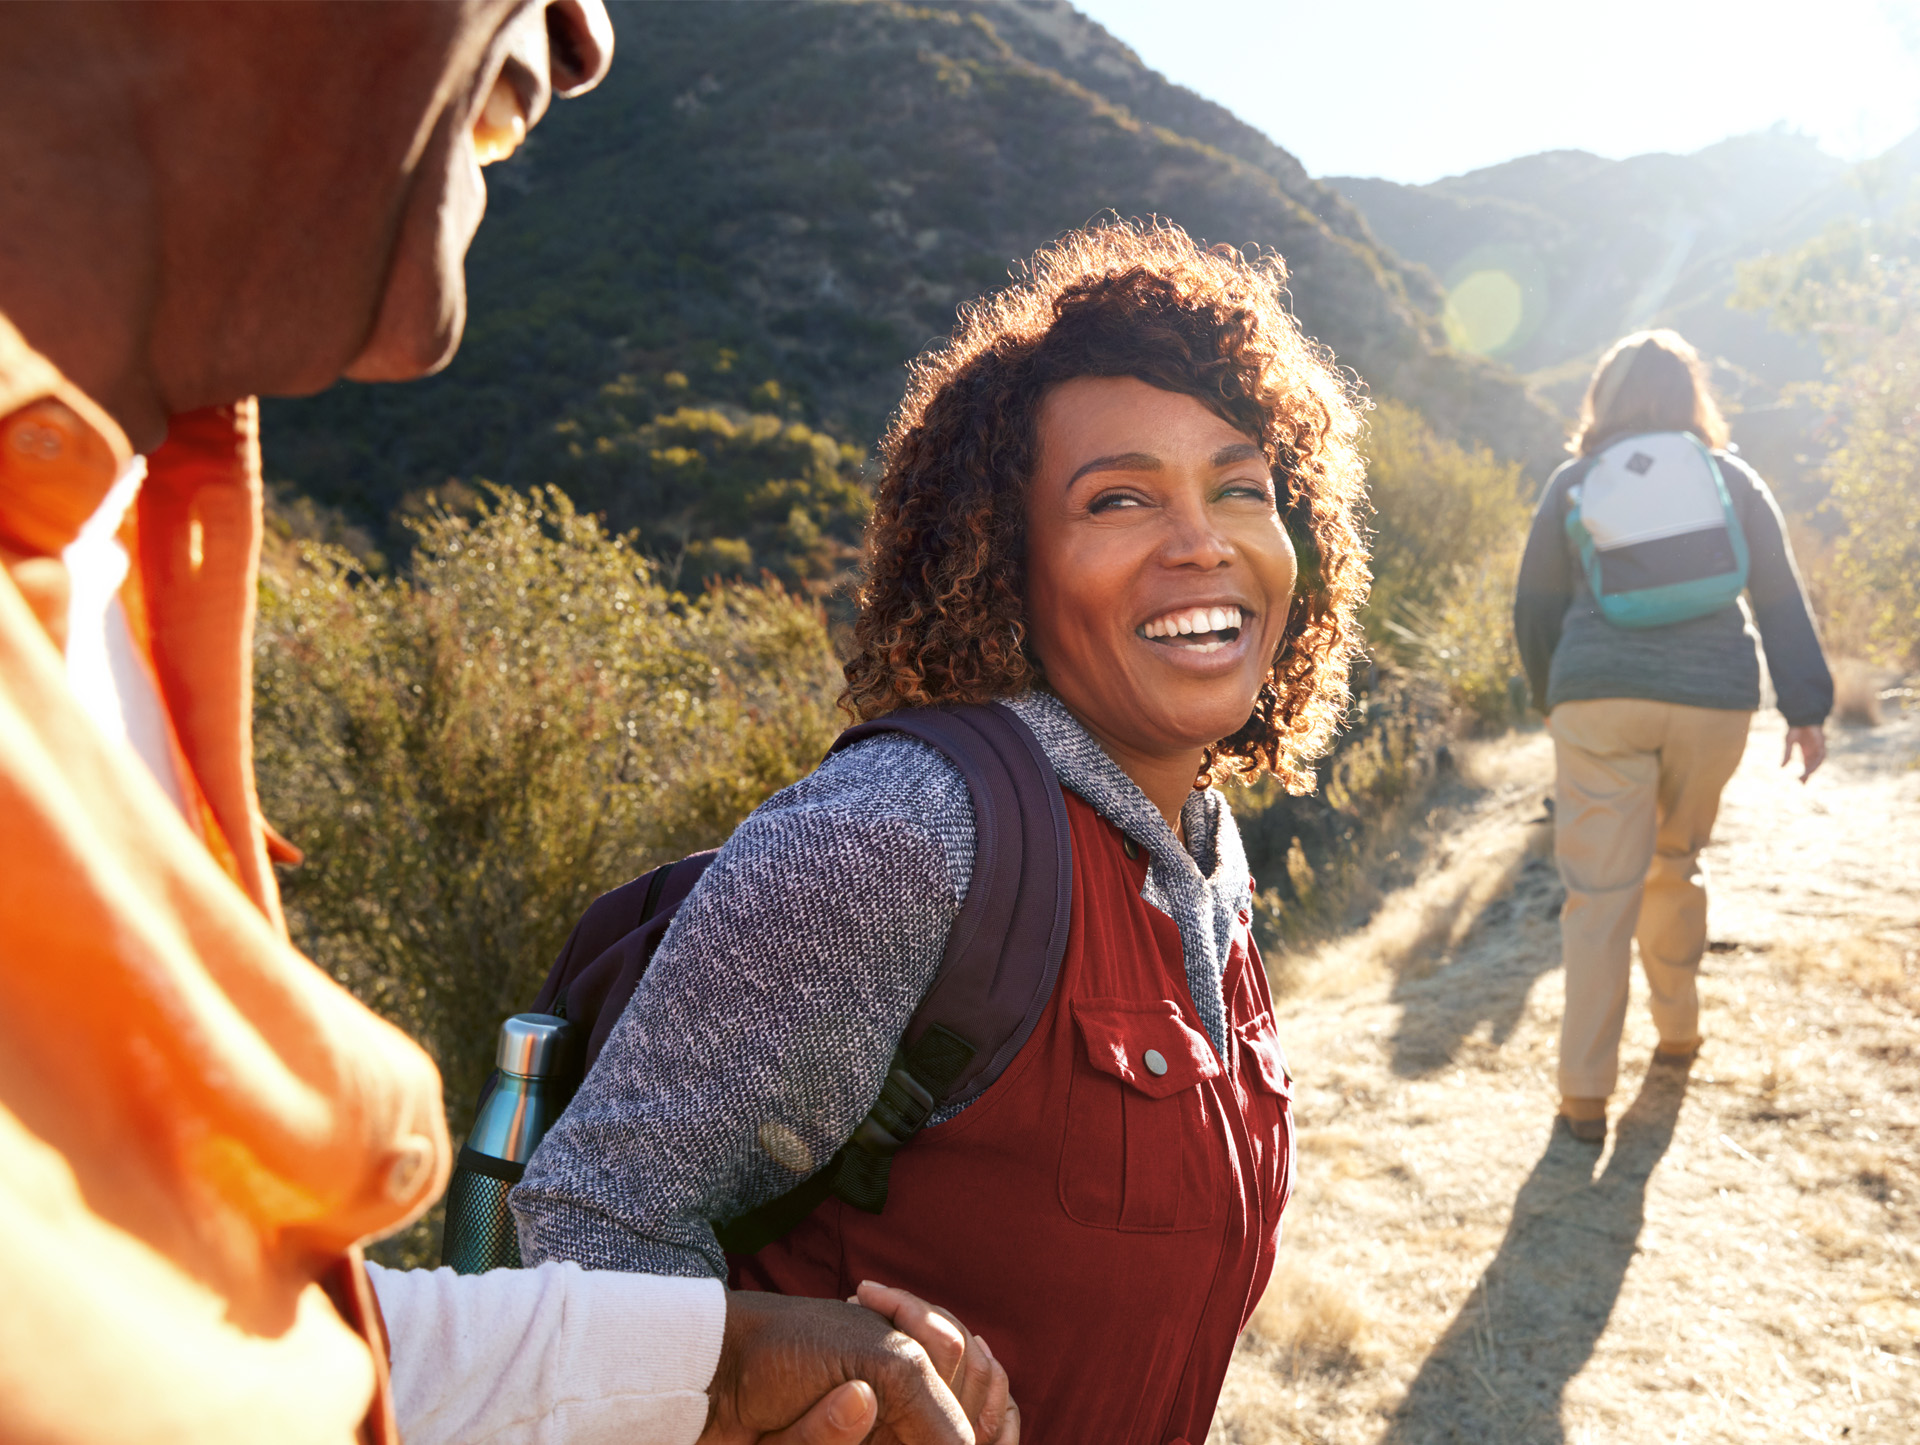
263, 0, 1563, 543
1327, 125, 1919, 503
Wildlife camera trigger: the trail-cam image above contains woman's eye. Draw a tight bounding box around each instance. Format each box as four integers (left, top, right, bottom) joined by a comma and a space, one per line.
1088, 491, 1148, 513
1219, 479, 1276, 504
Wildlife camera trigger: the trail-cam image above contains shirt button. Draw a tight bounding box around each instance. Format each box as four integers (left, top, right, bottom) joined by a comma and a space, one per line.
1143, 1049, 1168, 1076
8, 419, 66, 461
384, 1135, 434, 1201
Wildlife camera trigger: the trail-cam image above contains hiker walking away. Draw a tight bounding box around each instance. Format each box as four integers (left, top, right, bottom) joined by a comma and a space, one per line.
0, 4, 1001, 1442
514, 220, 1371, 1445
1513, 329, 1832, 1145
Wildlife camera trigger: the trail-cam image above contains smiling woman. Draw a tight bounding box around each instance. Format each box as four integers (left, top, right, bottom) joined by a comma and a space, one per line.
513, 220, 1370, 1445
846, 221, 1368, 799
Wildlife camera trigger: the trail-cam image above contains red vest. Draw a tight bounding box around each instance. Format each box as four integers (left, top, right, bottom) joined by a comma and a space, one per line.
733, 788, 1294, 1445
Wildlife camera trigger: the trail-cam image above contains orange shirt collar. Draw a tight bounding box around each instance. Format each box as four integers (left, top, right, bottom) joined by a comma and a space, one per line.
0, 311, 134, 559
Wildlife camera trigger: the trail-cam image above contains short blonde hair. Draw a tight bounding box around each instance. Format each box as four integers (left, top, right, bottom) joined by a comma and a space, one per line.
1571, 329, 1729, 456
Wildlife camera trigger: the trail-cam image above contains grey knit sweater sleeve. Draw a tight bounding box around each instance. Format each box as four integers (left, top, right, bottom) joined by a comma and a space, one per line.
509, 734, 975, 1279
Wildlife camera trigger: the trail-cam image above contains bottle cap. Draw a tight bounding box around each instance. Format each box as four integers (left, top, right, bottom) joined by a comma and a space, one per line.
496, 1013, 575, 1077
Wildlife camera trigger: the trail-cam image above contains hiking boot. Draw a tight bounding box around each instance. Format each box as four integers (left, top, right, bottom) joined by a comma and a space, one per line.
1558, 1096, 1607, 1144
1652, 1038, 1702, 1067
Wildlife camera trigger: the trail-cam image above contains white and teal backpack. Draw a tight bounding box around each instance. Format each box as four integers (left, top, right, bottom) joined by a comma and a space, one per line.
1563, 431, 1749, 629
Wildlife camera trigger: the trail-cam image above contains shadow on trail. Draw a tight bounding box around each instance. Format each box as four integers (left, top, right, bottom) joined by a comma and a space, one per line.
1387, 849, 1565, 1078
1378, 1063, 1691, 1445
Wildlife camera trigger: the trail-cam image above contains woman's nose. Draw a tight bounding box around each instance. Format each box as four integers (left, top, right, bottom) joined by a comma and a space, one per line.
1162, 503, 1236, 569
543, 0, 614, 97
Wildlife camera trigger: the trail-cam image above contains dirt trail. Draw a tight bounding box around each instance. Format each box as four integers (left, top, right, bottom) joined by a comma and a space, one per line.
1212, 714, 1920, 1444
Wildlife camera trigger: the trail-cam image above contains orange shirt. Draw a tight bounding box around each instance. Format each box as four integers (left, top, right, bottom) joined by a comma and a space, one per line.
0, 312, 449, 1444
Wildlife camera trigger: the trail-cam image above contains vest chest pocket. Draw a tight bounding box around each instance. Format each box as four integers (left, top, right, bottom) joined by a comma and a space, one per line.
1234, 1012, 1292, 1101
1234, 1009, 1296, 1218
1059, 998, 1228, 1232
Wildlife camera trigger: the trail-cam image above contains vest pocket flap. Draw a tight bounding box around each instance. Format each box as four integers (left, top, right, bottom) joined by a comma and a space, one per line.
1235, 1013, 1291, 1098
1071, 999, 1221, 1099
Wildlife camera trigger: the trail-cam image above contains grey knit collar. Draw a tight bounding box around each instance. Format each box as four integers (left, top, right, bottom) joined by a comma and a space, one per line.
1002, 690, 1252, 1055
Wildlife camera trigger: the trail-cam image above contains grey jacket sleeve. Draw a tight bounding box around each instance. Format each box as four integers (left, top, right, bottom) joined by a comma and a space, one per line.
1512, 460, 1580, 713
509, 736, 974, 1280
1722, 454, 1833, 727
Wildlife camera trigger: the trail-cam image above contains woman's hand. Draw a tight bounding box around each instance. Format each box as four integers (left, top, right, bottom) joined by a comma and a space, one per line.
853, 1281, 1019, 1444
1782, 724, 1826, 783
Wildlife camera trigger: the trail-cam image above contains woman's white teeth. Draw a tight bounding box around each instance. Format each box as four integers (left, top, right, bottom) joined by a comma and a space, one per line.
473, 75, 529, 167
1139, 605, 1244, 640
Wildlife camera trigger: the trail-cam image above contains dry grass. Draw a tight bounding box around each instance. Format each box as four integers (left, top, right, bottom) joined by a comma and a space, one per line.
1212, 713, 1920, 1444
1243, 1257, 1378, 1375
1779, 932, 1920, 1009
1831, 658, 1887, 728
1273, 739, 1555, 1003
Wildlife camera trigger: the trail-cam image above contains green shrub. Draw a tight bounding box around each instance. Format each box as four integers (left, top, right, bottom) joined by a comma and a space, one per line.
1736, 210, 1920, 667
1362, 400, 1531, 728
552, 384, 871, 596
252, 485, 846, 1129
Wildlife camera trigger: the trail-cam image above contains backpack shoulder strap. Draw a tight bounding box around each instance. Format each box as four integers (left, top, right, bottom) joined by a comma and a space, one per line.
715, 700, 1073, 1251
530, 848, 720, 1082
833, 700, 1074, 1110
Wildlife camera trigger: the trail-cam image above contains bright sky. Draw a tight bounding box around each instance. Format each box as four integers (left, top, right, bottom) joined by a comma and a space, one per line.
1070, 0, 1920, 183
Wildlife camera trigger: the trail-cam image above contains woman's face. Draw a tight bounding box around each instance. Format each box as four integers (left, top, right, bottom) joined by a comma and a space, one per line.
1024, 375, 1299, 766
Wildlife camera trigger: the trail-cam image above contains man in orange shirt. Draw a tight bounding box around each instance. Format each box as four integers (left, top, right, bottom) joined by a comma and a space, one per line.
0, 4, 1007, 1443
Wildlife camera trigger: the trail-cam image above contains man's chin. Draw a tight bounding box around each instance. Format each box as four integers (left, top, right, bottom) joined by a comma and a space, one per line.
343, 297, 467, 382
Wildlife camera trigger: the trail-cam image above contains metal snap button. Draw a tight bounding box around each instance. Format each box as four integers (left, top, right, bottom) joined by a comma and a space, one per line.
1143, 1048, 1168, 1076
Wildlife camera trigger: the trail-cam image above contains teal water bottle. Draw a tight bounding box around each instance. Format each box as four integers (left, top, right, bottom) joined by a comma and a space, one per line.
440, 1013, 576, 1273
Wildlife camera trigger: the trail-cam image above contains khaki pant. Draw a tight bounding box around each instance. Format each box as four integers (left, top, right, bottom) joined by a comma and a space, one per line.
1549, 698, 1752, 1099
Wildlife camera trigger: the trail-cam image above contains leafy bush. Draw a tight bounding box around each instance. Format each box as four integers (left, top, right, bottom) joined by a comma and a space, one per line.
1362, 400, 1532, 729
1736, 211, 1920, 667
253, 485, 846, 1129
553, 381, 872, 596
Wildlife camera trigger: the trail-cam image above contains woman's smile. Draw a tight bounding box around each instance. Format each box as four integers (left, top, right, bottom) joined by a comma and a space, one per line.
1137, 602, 1251, 657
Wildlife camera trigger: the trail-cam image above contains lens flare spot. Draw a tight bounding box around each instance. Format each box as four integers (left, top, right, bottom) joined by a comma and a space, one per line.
1444, 269, 1526, 357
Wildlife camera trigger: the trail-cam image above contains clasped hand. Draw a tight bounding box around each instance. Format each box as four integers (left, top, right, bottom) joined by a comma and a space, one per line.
701, 1280, 1019, 1444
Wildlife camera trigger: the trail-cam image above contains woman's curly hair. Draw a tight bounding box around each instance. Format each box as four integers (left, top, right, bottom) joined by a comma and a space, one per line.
843, 220, 1369, 792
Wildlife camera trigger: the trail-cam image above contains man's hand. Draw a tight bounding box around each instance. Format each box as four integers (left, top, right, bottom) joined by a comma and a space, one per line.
751, 1381, 881, 1444
701, 1288, 982, 1445
1782, 724, 1826, 783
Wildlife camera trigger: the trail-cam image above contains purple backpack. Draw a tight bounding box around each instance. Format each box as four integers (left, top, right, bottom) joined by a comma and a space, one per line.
527, 701, 1073, 1252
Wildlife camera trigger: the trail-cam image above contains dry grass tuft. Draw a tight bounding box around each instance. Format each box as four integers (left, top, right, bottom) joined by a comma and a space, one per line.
1780, 931, 1920, 1008
1833, 656, 1887, 727
1276, 751, 1548, 999
1243, 1256, 1376, 1376
1827, 656, 1889, 725
1791, 1197, 1876, 1262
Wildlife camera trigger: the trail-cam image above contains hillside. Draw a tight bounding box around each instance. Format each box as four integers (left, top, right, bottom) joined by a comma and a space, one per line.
1331, 129, 1920, 505
1333, 132, 1845, 381
261, 0, 1561, 555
